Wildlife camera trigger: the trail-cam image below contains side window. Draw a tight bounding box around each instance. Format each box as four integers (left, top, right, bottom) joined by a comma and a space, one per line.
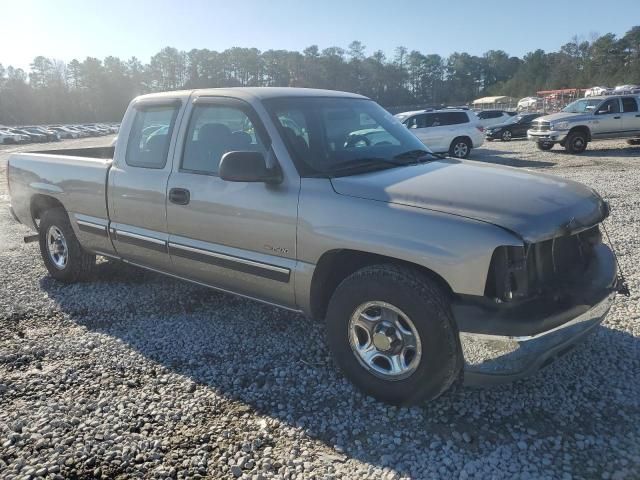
125, 105, 179, 169
477, 111, 488, 119
440, 112, 469, 125
597, 99, 621, 114
622, 97, 638, 113
407, 114, 428, 128
182, 104, 267, 175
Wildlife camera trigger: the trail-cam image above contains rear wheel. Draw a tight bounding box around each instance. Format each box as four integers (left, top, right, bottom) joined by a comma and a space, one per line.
626, 139, 640, 146
449, 137, 471, 159
537, 141, 554, 151
326, 264, 461, 405
38, 208, 95, 283
564, 131, 588, 154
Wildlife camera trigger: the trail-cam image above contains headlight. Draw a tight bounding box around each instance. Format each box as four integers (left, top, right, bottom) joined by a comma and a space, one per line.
485, 246, 528, 302
551, 121, 570, 130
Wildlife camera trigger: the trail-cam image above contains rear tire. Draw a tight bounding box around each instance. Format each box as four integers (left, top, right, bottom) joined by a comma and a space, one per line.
564, 131, 588, 154
38, 208, 95, 283
626, 139, 640, 146
449, 137, 471, 159
325, 264, 461, 405
537, 141, 554, 151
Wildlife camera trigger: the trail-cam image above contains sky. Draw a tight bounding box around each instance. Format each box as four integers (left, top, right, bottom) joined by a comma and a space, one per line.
1, 0, 639, 71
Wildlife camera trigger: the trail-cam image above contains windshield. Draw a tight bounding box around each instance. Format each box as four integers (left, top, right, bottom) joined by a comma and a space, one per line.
562, 98, 602, 113
264, 97, 432, 176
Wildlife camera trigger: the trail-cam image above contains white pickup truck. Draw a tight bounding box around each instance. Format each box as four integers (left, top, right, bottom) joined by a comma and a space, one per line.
7, 88, 627, 405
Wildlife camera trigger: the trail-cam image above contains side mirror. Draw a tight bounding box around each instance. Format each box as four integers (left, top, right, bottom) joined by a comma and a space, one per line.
219, 151, 282, 184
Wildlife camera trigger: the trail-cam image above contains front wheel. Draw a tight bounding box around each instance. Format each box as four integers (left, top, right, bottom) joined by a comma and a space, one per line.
449, 137, 471, 159
326, 265, 461, 405
501, 130, 512, 142
564, 131, 588, 154
38, 208, 95, 283
537, 141, 554, 151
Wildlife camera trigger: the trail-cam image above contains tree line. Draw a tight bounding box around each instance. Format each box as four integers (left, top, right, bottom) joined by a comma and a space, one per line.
1, 26, 639, 125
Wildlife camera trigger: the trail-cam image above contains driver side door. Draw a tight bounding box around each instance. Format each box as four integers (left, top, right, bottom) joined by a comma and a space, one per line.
593, 98, 623, 138
407, 113, 444, 151
165, 96, 299, 308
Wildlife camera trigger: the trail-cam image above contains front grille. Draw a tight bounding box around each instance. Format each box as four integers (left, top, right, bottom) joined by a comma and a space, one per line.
530, 120, 550, 132
526, 226, 601, 291
485, 226, 602, 301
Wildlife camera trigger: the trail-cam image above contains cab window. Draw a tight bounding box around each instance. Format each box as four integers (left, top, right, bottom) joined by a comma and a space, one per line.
181, 105, 267, 175
622, 97, 638, 113
126, 105, 179, 169
597, 99, 620, 114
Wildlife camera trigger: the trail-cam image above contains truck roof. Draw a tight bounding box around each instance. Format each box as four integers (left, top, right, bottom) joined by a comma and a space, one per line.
135, 87, 368, 103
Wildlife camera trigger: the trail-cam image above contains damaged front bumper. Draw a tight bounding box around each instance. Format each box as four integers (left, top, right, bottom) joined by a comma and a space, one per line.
455, 243, 618, 385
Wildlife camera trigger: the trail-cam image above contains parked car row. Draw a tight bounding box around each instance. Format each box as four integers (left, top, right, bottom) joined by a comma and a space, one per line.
0, 123, 119, 145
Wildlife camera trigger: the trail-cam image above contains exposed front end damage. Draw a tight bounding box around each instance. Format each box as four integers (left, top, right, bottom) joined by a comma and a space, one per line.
454, 220, 624, 384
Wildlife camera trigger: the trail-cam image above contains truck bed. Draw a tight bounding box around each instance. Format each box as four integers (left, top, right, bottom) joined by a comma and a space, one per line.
31, 146, 115, 159
7, 148, 113, 234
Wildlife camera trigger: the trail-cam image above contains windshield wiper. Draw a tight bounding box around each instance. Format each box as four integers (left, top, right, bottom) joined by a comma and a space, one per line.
323, 157, 408, 177
393, 149, 446, 162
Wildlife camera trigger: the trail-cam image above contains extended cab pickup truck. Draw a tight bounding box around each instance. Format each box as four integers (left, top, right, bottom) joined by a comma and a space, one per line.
528, 95, 640, 153
7, 88, 625, 405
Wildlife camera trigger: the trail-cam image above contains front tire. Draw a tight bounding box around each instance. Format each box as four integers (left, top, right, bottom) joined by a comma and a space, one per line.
38, 208, 95, 283
449, 137, 471, 159
326, 265, 461, 405
537, 141, 554, 151
564, 131, 588, 154
501, 130, 512, 142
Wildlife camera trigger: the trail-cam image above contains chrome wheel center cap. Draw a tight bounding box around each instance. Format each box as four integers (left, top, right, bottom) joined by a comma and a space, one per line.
372, 324, 399, 352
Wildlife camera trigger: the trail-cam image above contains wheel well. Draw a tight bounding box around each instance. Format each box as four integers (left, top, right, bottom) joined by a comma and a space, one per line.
568, 126, 591, 141
30, 195, 65, 230
450, 136, 471, 149
309, 249, 454, 321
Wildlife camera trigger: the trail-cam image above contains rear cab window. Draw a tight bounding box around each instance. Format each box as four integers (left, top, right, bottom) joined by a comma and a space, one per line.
126, 104, 179, 169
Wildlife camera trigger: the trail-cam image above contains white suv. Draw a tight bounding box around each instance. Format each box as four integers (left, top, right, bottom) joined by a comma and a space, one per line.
395, 109, 484, 158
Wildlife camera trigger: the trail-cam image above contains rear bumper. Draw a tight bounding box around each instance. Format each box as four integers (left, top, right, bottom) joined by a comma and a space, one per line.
457, 243, 617, 385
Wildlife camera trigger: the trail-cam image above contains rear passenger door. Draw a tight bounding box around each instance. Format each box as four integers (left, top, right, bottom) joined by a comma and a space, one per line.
108, 99, 183, 270
621, 97, 640, 136
165, 96, 299, 308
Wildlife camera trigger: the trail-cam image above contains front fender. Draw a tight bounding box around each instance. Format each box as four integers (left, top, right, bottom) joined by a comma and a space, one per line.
296, 179, 522, 311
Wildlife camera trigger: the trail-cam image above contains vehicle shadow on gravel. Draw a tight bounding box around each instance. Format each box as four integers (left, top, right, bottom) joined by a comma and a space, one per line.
473, 148, 556, 168
40, 261, 639, 475
573, 146, 640, 158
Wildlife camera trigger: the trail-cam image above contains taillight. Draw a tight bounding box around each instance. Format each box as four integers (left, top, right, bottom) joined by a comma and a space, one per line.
476, 126, 484, 133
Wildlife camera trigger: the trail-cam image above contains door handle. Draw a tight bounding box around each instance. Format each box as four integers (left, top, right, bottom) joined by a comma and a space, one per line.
613, 116, 621, 119
169, 188, 190, 205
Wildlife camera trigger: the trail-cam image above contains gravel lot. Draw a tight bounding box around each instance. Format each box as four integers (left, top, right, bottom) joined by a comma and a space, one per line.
1, 136, 639, 479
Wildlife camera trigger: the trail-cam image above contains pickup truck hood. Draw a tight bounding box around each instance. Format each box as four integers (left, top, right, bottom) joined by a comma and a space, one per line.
537, 111, 585, 123
330, 160, 608, 243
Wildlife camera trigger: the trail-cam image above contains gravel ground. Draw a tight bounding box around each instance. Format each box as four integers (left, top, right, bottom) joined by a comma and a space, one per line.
0, 136, 639, 479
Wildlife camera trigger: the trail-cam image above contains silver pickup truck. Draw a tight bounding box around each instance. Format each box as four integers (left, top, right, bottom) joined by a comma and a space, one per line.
7, 88, 626, 405
528, 94, 640, 153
